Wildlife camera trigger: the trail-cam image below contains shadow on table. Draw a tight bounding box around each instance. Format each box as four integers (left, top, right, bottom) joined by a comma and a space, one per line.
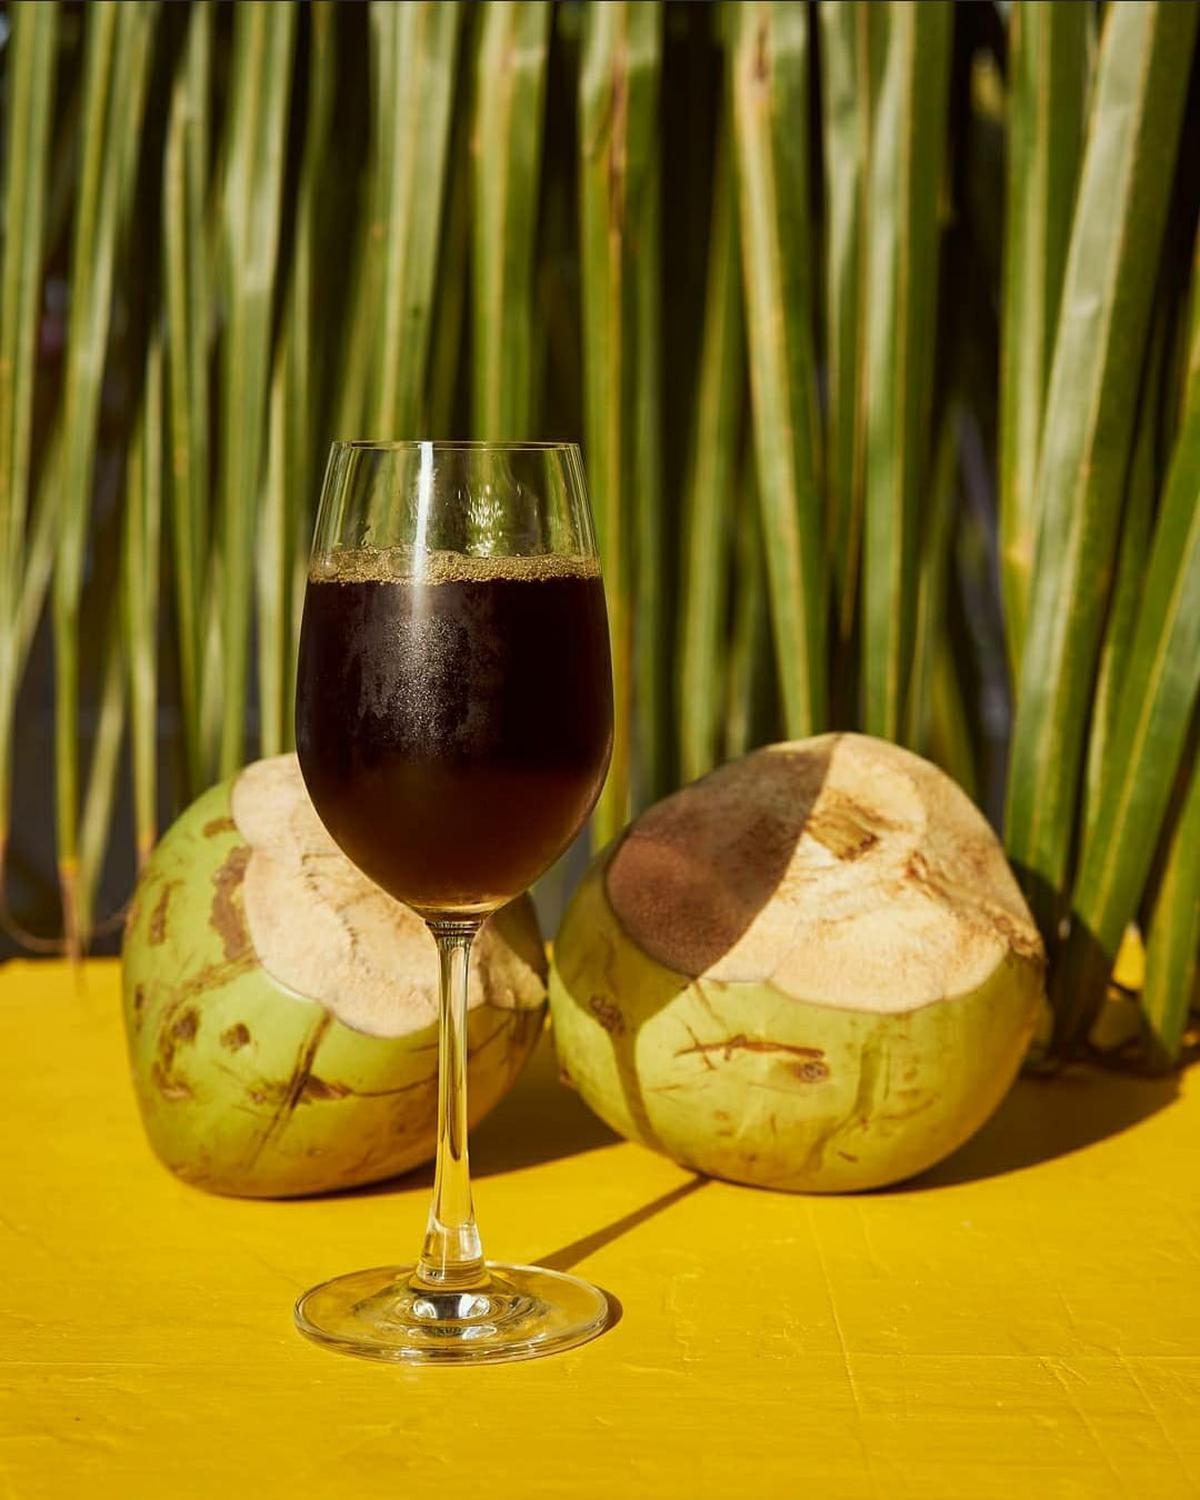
316, 1034, 620, 1201
535, 1178, 707, 1273
597, 1289, 624, 1334
467, 1031, 620, 1178
904, 1063, 1182, 1192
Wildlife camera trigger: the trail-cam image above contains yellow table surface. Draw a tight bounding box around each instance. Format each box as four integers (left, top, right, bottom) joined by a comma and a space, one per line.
1, 960, 1198, 1499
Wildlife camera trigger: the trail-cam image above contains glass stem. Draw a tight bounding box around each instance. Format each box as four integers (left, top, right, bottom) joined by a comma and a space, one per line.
415, 919, 487, 1290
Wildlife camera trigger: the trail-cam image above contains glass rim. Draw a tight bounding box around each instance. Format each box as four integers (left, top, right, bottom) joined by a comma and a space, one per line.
329, 439, 583, 455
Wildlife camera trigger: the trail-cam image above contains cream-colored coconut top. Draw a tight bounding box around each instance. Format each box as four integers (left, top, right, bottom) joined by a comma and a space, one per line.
605, 734, 1043, 1012
231, 755, 545, 1038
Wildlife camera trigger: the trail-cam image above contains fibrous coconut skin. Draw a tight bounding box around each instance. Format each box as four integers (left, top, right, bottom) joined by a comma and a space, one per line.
122, 755, 546, 1197
550, 735, 1045, 1192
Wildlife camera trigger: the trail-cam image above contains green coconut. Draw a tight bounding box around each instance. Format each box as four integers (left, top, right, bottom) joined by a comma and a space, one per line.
550, 734, 1045, 1191
123, 754, 546, 1197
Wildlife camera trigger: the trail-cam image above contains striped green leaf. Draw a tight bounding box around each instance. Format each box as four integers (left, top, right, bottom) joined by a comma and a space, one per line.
860, 0, 952, 741
1187, 239, 1200, 415
7, 427, 61, 950
679, 114, 742, 784
1140, 743, 1200, 1068
52, 0, 155, 952
427, 30, 474, 439
287, 2, 338, 744
122, 337, 164, 867
1053, 332, 1200, 1047
371, 1, 461, 439
929, 640, 978, 806
1083, 305, 1168, 835
725, 453, 772, 762
198, 574, 224, 790
530, 99, 580, 448
163, 0, 212, 797
332, 211, 375, 443
0, 0, 56, 862
579, 0, 663, 842
633, 130, 666, 807
257, 1, 336, 758
214, 0, 296, 777
15, 430, 59, 675
905, 404, 959, 757
730, 0, 826, 739
41, 51, 80, 263
1005, 1, 1199, 943
333, 2, 417, 443
472, 1, 551, 439
997, 0, 1090, 677
76, 597, 126, 943
819, 0, 885, 640
257, 353, 290, 759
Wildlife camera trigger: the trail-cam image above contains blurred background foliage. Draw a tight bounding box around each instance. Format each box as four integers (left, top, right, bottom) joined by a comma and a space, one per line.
0, 0, 1197, 1065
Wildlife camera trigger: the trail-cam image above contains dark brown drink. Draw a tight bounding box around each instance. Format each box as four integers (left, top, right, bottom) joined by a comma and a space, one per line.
295, 549, 613, 914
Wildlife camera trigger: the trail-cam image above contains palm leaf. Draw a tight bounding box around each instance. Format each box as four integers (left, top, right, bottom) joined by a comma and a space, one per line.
257, 353, 290, 759
1140, 741, 1200, 1068
257, 1, 336, 758
730, 0, 827, 739
52, 0, 155, 953
214, 1, 296, 777
371, 1, 461, 439
1052, 279, 1200, 1047
76, 597, 126, 941
633, 111, 666, 806
1083, 304, 1167, 835
679, 111, 742, 784
819, 0, 885, 640
122, 336, 164, 868
579, 0, 663, 841
0, 0, 56, 869
472, 1, 552, 439
286, 2, 338, 744
997, 0, 1090, 676
15, 430, 60, 674
427, 22, 474, 438
860, 0, 952, 740
929, 639, 978, 805
163, 0, 212, 796
725, 452, 771, 762
905, 404, 959, 756
1004, 0, 1198, 939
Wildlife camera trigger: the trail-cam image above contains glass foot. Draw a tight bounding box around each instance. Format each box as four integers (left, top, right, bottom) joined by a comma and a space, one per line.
294, 1263, 610, 1365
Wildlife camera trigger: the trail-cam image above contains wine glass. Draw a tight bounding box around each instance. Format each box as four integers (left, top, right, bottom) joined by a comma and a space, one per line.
293, 441, 613, 1364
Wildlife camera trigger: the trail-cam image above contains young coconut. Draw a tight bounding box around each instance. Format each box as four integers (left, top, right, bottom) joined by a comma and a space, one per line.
123, 755, 546, 1197
550, 734, 1045, 1191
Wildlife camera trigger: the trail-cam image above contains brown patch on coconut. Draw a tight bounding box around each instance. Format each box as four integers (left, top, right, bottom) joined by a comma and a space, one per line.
148, 882, 177, 946
301, 1076, 351, 1101
172, 1008, 199, 1043
151, 1063, 193, 1101
245, 1011, 334, 1165
220, 1022, 251, 1052
606, 734, 1043, 1012
203, 816, 237, 838
674, 1035, 826, 1062
210, 846, 252, 961
229, 756, 545, 1039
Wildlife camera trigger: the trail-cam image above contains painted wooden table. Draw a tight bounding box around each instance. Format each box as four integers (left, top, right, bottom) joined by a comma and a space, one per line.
1, 960, 1197, 1498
